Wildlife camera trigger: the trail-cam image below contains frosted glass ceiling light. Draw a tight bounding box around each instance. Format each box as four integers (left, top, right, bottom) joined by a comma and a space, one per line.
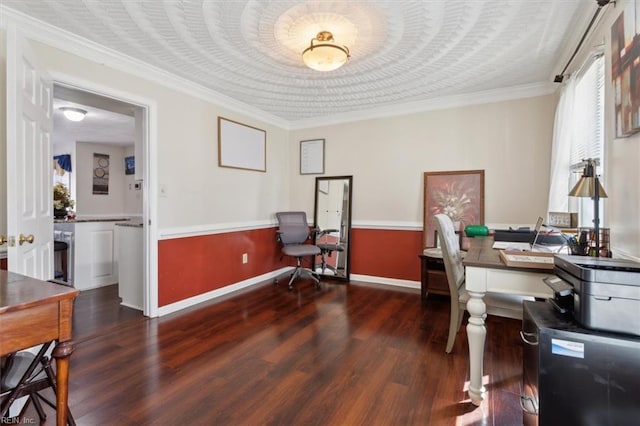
60, 107, 87, 122
302, 31, 350, 71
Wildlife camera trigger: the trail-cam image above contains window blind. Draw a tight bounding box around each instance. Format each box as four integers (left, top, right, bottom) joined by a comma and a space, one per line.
570, 54, 605, 169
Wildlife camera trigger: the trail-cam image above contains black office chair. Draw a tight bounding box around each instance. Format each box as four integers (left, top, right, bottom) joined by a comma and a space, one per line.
315, 228, 345, 276
275, 211, 321, 290
0, 342, 76, 425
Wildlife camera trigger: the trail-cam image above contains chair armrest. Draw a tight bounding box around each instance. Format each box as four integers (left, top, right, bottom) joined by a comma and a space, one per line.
317, 228, 340, 237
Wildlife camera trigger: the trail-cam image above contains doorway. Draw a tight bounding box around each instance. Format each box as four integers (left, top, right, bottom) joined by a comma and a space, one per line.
51, 82, 153, 317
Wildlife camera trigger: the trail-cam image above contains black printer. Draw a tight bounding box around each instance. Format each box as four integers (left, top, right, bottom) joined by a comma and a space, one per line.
546, 254, 640, 337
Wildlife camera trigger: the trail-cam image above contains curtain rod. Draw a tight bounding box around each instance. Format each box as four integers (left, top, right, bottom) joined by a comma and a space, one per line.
554, 0, 613, 83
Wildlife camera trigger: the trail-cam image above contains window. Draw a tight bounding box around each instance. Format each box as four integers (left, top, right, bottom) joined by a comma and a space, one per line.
548, 54, 605, 227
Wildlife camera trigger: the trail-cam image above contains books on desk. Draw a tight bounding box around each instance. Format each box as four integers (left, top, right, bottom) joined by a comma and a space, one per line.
499, 250, 554, 270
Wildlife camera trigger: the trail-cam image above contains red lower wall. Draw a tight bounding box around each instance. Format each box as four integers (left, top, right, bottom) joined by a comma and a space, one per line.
351, 228, 423, 281
157, 226, 423, 307
158, 227, 286, 306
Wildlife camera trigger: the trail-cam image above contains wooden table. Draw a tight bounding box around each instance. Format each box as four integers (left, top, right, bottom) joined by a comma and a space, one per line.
0, 270, 79, 425
463, 237, 553, 406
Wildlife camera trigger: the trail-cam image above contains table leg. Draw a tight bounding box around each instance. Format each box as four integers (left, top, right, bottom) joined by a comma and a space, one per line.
53, 341, 74, 426
466, 289, 487, 406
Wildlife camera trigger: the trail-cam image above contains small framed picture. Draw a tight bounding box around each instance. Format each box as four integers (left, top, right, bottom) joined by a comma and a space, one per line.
300, 139, 325, 175
548, 212, 578, 228
125, 156, 135, 175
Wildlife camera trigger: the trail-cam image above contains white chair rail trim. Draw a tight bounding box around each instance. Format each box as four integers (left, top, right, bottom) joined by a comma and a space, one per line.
159, 220, 425, 240
158, 219, 277, 240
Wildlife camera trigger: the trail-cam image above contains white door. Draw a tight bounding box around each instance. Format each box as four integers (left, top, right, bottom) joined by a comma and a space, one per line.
6, 24, 54, 279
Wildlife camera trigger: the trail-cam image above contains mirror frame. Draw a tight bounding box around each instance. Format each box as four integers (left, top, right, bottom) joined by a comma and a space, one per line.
313, 175, 353, 282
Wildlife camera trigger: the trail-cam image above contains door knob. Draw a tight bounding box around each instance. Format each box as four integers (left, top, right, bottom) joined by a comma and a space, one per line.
0, 235, 7, 245
18, 234, 35, 245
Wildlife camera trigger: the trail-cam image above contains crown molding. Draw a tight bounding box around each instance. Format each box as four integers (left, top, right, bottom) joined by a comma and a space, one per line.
288, 81, 557, 129
0, 5, 290, 129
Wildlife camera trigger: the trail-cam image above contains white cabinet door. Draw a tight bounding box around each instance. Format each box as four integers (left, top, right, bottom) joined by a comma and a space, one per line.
73, 222, 120, 290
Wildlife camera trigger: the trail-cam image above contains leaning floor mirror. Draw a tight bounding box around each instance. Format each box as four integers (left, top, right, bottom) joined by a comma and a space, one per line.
313, 176, 353, 281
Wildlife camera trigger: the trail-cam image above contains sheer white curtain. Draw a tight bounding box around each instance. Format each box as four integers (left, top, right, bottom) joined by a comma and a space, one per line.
547, 76, 576, 213
547, 55, 605, 224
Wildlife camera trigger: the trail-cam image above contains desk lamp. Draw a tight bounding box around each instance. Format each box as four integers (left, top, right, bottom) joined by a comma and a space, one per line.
569, 158, 607, 257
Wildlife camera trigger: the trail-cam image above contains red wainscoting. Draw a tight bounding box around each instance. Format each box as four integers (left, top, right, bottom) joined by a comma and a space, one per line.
158, 226, 422, 308
158, 227, 287, 306
350, 228, 423, 282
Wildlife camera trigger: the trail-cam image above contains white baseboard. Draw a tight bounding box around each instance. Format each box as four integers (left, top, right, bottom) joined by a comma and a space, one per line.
350, 274, 420, 289
157, 267, 292, 316
120, 301, 143, 311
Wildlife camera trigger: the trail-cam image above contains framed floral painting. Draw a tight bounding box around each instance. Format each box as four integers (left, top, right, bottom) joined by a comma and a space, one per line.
423, 170, 485, 249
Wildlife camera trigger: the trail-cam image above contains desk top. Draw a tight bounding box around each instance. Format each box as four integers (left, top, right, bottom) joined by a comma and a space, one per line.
0, 270, 79, 315
463, 237, 553, 273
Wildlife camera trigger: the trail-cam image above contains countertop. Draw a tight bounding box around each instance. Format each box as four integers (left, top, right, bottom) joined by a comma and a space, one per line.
54, 217, 132, 224
116, 222, 143, 228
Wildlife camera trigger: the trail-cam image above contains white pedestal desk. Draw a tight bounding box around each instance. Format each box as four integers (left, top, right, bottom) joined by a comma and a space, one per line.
463, 237, 554, 406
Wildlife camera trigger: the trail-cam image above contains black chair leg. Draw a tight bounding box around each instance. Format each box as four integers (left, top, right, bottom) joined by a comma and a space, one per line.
30, 392, 47, 421
285, 257, 320, 291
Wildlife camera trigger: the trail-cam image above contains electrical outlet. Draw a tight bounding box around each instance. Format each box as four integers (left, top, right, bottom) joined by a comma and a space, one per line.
242, 253, 248, 264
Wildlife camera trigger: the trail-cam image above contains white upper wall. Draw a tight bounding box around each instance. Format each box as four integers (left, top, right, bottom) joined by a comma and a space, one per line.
28, 40, 290, 230
289, 95, 557, 228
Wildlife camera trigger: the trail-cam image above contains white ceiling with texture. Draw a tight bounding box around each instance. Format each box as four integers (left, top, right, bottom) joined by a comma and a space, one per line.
4, 0, 595, 124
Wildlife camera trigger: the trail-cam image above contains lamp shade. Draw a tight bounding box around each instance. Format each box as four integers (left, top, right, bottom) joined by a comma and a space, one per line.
568, 159, 607, 198
569, 177, 608, 198
302, 31, 350, 72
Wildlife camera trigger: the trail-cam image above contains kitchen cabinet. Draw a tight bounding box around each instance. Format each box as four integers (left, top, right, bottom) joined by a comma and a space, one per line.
54, 218, 129, 290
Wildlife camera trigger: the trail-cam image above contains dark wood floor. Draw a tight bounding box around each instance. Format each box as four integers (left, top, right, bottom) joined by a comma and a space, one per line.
25, 278, 524, 425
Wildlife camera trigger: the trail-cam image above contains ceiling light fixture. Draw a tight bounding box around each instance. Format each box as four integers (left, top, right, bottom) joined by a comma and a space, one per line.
302, 31, 350, 72
60, 107, 87, 122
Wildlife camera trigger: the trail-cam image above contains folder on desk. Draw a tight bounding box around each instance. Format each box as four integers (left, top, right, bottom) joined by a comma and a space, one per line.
499, 250, 554, 269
